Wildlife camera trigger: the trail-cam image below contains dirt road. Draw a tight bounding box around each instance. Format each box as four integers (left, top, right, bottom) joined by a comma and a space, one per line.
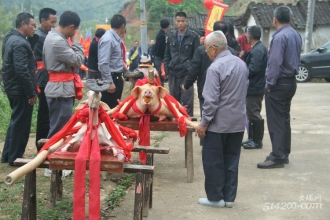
111, 83, 330, 220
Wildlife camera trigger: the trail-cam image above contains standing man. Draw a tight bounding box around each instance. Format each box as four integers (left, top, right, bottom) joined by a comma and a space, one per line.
148, 39, 155, 64
154, 18, 170, 86
87, 28, 106, 79
195, 31, 248, 208
1, 13, 37, 166
98, 14, 126, 109
34, 8, 57, 151
257, 6, 302, 168
164, 12, 200, 117
43, 11, 84, 139
242, 25, 267, 150
128, 40, 140, 71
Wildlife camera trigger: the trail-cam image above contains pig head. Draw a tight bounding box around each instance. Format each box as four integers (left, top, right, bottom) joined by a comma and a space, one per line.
109, 84, 187, 121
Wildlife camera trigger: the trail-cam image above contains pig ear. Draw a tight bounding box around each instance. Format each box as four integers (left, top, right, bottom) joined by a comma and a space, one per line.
131, 86, 140, 98
75, 100, 87, 110
100, 101, 111, 111
158, 86, 168, 98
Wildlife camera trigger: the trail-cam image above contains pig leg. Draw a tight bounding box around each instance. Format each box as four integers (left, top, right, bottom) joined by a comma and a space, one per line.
61, 124, 87, 152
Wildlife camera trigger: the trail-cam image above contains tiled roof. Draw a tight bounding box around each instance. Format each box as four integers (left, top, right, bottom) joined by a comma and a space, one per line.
235, 1, 330, 29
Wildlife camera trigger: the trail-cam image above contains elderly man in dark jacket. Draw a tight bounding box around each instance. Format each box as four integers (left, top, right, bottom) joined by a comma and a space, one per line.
1, 13, 37, 166
164, 11, 200, 117
242, 25, 268, 149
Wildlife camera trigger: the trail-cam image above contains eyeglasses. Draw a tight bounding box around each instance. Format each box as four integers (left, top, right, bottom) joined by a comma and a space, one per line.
205, 45, 218, 52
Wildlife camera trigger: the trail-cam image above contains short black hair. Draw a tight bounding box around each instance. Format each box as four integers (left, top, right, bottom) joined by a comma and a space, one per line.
95, 28, 106, 38
160, 18, 170, 29
247, 25, 261, 40
39, 8, 56, 23
244, 26, 249, 33
274, 6, 292, 24
59, 11, 80, 28
134, 40, 139, 43
213, 21, 228, 34
110, 14, 126, 29
15, 12, 34, 28
175, 12, 187, 18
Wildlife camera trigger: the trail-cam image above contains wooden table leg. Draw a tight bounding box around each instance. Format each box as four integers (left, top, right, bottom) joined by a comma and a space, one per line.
186, 130, 194, 183
21, 170, 36, 220
143, 153, 152, 217
56, 170, 63, 201
133, 172, 144, 220
49, 170, 58, 207
184, 134, 188, 168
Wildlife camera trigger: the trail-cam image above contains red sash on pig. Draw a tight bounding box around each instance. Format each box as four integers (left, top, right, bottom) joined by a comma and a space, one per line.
111, 77, 190, 164
39, 105, 136, 220
48, 71, 84, 100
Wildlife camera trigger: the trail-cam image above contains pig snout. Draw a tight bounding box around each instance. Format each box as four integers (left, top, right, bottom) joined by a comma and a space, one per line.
143, 89, 153, 103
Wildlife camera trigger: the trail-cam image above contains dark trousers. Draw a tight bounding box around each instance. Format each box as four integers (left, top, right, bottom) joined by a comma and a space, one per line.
202, 131, 243, 202
101, 73, 124, 109
168, 75, 194, 117
36, 87, 49, 151
1, 95, 33, 163
199, 98, 204, 146
154, 56, 165, 87
265, 77, 296, 161
246, 95, 264, 121
46, 97, 74, 138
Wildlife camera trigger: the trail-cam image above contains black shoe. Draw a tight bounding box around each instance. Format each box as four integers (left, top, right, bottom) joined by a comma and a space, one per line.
257, 160, 284, 169
266, 156, 289, 164
8, 162, 14, 166
1, 158, 8, 163
241, 139, 252, 146
243, 141, 263, 149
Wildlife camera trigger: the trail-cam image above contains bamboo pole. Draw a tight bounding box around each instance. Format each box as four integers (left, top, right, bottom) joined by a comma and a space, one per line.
5, 139, 64, 185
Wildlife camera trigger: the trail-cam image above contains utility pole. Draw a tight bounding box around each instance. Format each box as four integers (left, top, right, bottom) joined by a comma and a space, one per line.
140, 0, 147, 55
304, 0, 315, 52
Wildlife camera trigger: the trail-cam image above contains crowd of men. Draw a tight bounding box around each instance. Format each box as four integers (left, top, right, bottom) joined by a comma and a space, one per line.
1, 5, 302, 209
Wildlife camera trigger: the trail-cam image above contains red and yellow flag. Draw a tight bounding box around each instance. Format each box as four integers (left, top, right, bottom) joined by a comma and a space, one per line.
204, 1, 228, 36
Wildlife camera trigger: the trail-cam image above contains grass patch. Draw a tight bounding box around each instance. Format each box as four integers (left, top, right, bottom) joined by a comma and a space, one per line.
0, 165, 74, 219
103, 174, 135, 216
151, 132, 168, 147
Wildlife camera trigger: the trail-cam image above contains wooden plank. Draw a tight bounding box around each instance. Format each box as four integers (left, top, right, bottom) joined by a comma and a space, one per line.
123, 164, 154, 174
14, 159, 154, 174
118, 119, 195, 132
21, 170, 36, 220
56, 171, 63, 201
132, 146, 169, 154
186, 131, 194, 183
133, 172, 144, 220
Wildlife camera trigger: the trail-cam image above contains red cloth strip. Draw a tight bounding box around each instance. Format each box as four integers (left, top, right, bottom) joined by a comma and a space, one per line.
48, 71, 84, 100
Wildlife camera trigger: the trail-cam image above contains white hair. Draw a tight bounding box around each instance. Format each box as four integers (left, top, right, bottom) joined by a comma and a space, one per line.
205, 31, 227, 50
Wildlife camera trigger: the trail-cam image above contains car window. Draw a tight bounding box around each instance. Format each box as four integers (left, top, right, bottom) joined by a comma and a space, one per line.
322, 42, 330, 51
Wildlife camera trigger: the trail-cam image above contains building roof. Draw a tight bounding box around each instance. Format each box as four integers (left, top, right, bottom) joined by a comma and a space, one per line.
235, 0, 330, 29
